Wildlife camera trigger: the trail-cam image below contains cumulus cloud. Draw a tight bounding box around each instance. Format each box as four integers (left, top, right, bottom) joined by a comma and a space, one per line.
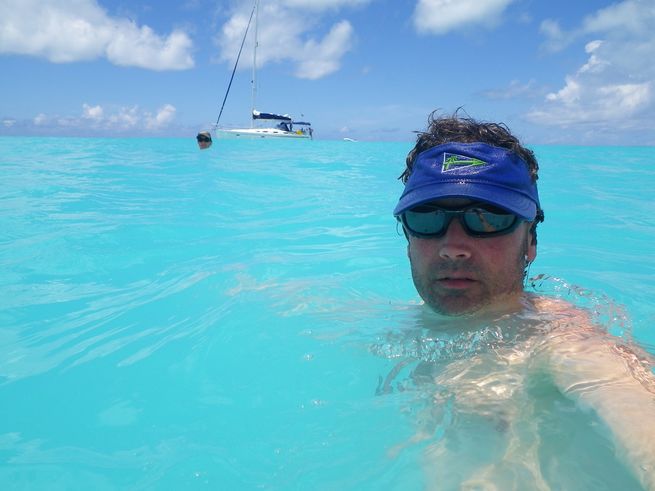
577, 40, 610, 74
82, 103, 104, 120
107, 106, 140, 129
295, 21, 353, 79
216, 0, 366, 79
14, 103, 178, 135
145, 104, 177, 129
34, 113, 48, 126
105, 27, 193, 70
582, 0, 650, 35
413, 0, 516, 35
531, 79, 651, 126
528, 0, 655, 129
0, 0, 194, 70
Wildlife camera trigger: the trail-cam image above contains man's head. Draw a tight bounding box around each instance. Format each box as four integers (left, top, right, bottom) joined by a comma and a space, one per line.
196, 131, 212, 150
395, 111, 544, 316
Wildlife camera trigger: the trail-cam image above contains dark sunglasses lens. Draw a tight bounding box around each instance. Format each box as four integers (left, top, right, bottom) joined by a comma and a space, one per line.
403, 208, 447, 236
464, 209, 516, 234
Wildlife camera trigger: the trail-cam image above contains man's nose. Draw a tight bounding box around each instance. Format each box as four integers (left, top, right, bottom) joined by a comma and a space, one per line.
438, 218, 472, 260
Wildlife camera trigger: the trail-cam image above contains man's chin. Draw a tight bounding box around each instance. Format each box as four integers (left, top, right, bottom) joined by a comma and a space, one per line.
423, 292, 526, 318
423, 298, 485, 317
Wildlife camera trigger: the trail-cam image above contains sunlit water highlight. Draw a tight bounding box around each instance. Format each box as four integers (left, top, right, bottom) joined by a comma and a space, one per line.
0, 137, 654, 489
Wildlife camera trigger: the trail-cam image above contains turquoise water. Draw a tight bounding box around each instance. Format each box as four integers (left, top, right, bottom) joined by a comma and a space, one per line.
0, 137, 654, 489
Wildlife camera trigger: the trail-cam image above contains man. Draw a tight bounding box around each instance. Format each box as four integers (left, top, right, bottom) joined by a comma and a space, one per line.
196, 131, 212, 150
395, 113, 543, 318
392, 112, 655, 489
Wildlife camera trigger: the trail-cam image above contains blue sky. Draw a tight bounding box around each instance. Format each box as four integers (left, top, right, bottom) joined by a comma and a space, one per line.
1, 0, 654, 144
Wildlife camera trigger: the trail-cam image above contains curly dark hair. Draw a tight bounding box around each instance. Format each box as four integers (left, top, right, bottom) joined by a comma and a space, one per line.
401, 109, 544, 242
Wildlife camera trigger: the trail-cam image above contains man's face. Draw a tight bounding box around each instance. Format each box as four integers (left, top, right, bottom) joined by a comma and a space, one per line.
406, 198, 536, 316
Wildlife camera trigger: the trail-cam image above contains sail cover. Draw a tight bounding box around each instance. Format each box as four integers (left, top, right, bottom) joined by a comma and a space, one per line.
252, 110, 292, 122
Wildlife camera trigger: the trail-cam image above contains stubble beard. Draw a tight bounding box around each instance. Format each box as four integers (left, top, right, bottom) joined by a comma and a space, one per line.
410, 241, 529, 317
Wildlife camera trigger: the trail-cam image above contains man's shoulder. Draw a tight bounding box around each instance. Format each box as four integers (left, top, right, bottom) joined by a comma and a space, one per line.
524, 294, 594, 332
529, 294, 654, 366
525, 294, 603, 350
529, 294, 593, 327
531, 294, 586, 316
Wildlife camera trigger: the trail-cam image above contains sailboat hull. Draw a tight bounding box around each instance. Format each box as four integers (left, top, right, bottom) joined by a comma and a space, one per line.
214, 127, 311, 139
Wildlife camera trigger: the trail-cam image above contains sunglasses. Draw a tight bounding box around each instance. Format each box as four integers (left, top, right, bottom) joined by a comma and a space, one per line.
399, 203, 521, 238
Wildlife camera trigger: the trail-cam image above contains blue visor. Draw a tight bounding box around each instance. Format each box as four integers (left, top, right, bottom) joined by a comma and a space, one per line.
394, 142, 540, 220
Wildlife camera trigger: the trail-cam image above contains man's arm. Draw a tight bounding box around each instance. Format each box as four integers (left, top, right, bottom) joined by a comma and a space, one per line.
542, 318, 655, 489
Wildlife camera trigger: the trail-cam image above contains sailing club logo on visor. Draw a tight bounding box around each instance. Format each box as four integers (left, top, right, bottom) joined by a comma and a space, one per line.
442, 153, 488, 173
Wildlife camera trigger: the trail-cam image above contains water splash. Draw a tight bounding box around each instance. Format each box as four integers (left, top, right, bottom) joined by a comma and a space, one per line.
527, 274, 632, 340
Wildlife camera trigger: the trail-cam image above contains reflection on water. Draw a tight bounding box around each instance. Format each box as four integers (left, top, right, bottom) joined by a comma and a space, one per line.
372, 275, 633, 366
369, 276, 648, 490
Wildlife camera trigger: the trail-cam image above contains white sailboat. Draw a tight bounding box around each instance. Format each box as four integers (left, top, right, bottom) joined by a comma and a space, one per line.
212, 0, 313, 140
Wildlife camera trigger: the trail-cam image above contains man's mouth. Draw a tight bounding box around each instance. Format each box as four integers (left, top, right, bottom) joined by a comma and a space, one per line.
436, 275, 477, 289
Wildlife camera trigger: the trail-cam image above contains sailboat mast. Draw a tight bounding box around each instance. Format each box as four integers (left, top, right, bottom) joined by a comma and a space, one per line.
251, 0, 259, 128
213, 0, 257, 127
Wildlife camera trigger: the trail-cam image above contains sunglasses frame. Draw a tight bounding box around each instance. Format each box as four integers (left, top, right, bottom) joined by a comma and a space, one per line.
399, 203, 522, 239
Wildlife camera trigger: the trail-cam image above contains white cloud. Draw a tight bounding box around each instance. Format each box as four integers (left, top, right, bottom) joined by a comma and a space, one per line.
107, 106, 140, 129
34, 113, 48, 126
528, 0, 655, 129
545, 76, 580, 105
599, 83, 650, 111
105, 24, 193, 71
539, 19, 574, 52
82, 103, 104, 120
216, 0, 362, 79
24, 103, 179, 134
540, 1, 653, 53
529, 82, 651, 126
0, 0, 194, 70
295, 21, 353, 79
578, 40, 609, 74
2, 119, 16, 128
145, 104, 177, 129
413, 0, 516, 35
94, 104, 177, 130
582, 0, 650, 34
